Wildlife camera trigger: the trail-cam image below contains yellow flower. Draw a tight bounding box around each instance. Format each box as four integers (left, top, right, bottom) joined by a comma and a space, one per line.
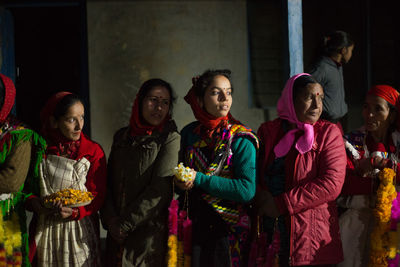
369, 167, 397, 266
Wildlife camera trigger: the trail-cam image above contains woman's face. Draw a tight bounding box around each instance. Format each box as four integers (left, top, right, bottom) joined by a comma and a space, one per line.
200, 75, 232, 118
53, 102, 84, 141
294, 83, 324, 124
141, 86, 171, 126
362, 94, 394, 133
342, 44, 354, 64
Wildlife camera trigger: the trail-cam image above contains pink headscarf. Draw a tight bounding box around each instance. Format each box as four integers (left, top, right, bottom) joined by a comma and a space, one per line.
274, 73, 315, 158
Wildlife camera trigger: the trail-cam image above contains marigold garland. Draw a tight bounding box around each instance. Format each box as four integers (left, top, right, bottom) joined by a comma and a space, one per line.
0, 212, 22, 267
369, 168, 397, 267
167, 199, 178, 267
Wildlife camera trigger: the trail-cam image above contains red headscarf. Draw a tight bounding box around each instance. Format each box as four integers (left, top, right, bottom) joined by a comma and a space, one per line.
129, 87, 171, 136
184, 85, 238, 138
0, 74, 16, 123
40, 91, 81, 159
367, 85, 400, 131
367, 85, 399, 107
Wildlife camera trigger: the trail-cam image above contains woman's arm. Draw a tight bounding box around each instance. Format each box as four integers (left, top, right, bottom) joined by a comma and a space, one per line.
194, 137, 257, 203
119, 132, 180, 233
75, 144, 107, 220
0, 140, 31, 193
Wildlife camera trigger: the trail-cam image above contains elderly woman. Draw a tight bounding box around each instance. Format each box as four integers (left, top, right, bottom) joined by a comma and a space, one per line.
256, 73, 346, 266
176, 69, 259, 267
100, 79, 180, 267
338, 85, 400, 267
0, 74, 46, 266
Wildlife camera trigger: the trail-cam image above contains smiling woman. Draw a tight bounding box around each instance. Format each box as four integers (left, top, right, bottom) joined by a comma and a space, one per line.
338, 85, 400, 267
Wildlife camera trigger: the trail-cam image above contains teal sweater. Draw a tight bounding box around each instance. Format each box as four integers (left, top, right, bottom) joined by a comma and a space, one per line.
180, 122, 257, 203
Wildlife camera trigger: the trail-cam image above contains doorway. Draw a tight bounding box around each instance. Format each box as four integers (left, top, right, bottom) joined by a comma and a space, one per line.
3, 1, 90, 135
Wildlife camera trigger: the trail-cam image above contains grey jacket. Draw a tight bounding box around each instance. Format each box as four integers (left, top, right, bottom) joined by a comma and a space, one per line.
309, 56, 348, 121
101, 121, 180, 267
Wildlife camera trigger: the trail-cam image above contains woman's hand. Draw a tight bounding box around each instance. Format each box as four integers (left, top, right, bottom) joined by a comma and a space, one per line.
30, 197, 56, 215
355, 156, 388, 177
174, 170, 197, 190
53, 200, 74, 219
108, 217, 128, 245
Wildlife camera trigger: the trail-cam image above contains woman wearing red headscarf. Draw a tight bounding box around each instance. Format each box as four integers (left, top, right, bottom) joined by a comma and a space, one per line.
25, 92, 106, 266
100, 79, 180, 267
0, 74, 46, 266
338, 85, 400, 267
176, 69, 259, 266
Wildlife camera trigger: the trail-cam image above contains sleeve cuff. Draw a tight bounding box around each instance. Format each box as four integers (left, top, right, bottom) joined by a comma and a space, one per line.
194, 172, 206, 186
76, 206, 86, 220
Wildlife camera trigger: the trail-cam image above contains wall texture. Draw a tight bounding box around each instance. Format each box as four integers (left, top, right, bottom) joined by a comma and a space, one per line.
87, 0, 264, 155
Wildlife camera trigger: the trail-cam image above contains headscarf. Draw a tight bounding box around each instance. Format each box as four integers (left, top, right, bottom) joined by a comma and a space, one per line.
40, 91, 81, 159
367, 85, 399, 107
366, 84, 400, 132
184, 84, 239, 138
0, 73, 16, 123
274, 73, 315, 158
129, 88, 171, 137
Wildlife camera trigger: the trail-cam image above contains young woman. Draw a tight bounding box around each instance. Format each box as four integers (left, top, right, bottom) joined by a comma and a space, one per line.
338, 85, 400, 267
100, 79, 180, 267
308, 30, 354, 126
176, 69, 259, 267
256, 73, 346, 266
26, 92, 107, 266
0, 74, 46, 266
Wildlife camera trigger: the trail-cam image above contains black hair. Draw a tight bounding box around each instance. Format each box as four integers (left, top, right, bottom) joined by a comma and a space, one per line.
53, 94, 83, 120
293, 75, 320, 100
193, 69, 233, 98
321, 30, 354, 57
138, 78, 176, 115
0, 78, 4, 110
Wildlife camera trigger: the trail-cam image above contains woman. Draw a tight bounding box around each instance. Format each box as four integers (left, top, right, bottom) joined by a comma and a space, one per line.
100, 79, 180, 267
338, 85, 400, 267
0, 74, 46, 266
26, 92, 107, 266
256, 73, 346, 266
176, 69, 259, 267
308, 30, 354, 126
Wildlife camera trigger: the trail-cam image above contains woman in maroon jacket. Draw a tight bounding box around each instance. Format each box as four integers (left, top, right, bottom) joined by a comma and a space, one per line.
256, 73, 346, 266
337, 85, 400, 267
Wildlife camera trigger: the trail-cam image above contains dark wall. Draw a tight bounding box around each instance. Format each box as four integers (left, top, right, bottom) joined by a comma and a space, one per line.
303, 0, 367, 107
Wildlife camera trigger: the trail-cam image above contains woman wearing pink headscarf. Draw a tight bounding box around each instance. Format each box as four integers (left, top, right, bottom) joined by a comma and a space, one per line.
255, 73, 346, 266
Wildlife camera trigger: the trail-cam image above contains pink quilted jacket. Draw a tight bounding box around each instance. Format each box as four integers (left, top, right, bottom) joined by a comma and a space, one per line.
257, 118, 346, 266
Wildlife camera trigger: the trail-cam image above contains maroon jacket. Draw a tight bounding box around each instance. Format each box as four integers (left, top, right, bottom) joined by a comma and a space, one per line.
258, 118, 346, 266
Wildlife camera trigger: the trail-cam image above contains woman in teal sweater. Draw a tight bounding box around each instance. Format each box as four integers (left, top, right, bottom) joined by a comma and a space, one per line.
176, 69, 258, 267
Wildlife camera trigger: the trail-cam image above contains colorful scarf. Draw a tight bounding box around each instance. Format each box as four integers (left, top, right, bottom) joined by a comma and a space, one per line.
274, 73, 315, 158
185, 123, 258, 267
